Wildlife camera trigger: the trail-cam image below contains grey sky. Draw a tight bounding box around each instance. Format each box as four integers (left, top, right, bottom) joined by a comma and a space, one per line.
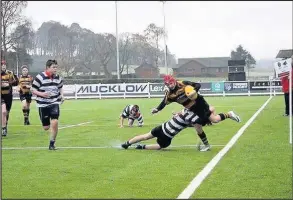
24, 1, 292, 60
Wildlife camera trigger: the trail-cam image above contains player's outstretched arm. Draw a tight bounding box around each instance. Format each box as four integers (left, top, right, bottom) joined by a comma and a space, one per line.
152, 96, 167, 114
119, 116, 125, 128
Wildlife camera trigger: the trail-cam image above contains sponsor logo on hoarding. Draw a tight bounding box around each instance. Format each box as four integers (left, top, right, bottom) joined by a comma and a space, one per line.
232, 82, 248, 89
149, 84, 165, 92
224, 82, 232, 91
76, 83, 149, 94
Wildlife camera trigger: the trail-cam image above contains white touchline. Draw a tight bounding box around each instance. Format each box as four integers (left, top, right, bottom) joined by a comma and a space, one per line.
177, 96, 273, 199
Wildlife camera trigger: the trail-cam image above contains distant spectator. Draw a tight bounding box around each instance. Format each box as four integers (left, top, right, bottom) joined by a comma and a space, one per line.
281, 58, 293, 116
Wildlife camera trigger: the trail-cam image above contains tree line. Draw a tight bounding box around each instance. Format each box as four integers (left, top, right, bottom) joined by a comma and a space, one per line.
1, 1, 256, 78
1, 1, 177, 78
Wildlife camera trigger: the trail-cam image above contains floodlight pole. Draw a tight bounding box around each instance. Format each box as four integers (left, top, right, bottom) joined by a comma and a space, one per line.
162, 1, 168, 75
115, 1, 120, 80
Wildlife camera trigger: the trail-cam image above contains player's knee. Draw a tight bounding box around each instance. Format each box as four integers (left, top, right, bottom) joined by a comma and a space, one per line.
2, 110, 7, 116
50, 119, 59, 127
209, 115, 220, 123
43, 126, 50, 131
128, 119, 134, 126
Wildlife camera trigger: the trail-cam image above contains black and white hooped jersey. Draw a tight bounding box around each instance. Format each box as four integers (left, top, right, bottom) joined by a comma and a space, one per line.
121, 104, 144, 124
31, 72, 63, 107
161, 109, 200, 138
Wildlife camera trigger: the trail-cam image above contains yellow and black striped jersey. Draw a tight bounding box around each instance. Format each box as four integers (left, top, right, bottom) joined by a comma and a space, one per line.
1, 70, 16, 95
19, 75, 33, 94
157, 80, 202, 111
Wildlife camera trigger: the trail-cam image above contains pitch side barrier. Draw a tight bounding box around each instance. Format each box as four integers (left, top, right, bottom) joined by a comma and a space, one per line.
12, 80, 283, 100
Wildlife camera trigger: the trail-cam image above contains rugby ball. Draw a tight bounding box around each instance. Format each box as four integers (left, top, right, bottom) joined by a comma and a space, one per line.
185, 85, 197, 100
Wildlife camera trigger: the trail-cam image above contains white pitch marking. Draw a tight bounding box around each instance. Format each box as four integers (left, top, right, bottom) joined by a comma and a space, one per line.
2, 144, 226, 150
177, 96, 273, 199
58, 121, 94, 130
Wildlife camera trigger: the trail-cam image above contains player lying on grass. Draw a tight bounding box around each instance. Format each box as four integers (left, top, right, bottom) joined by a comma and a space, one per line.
171, 106, 215, 151
121, 108, 211, 151
151, 75, 241, 124
120, 104, 144, 128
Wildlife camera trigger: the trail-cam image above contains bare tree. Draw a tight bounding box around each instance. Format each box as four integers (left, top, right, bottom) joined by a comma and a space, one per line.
109, 32, 133, 76
94, 33, 115, 78
1, 1, 28, 55
10, 19, 35, 53
144, 23, 165, 68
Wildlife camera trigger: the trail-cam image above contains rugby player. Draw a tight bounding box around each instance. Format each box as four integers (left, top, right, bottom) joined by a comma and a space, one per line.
150, 75, 240, 151
151, 75, 241, 124
121, 108, 208, 151
120, 104, 144, 128
18, 65, 33, 125
1, 60, 18, 136
31, 59, 64, 150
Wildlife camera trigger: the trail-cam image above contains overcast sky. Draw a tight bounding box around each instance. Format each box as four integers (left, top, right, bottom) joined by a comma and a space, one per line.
24, 1, 292, 60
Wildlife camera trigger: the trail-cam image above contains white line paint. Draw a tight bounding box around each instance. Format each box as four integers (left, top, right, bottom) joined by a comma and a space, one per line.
177, 96, 273, 199
9, 121, 94, 127
2, 144, 226, 150
58, 121, 93, 130
8, 123, 162, 127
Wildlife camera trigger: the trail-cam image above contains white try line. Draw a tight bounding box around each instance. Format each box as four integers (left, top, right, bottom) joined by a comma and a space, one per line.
2, 144, 226, 150
177, 96, 273, 199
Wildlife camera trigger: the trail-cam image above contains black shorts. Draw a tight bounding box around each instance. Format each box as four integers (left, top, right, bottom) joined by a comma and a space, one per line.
190, 96, 211, 121
38, 104, 60, 127
19, 92, 32, 103
151, 125, 172, 148
1, 94, 13, 112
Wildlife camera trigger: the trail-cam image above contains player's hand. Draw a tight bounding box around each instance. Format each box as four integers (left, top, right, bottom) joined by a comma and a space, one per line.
41, 92, 50, 98
151, 108, 158, 114
61, 96, 65, 104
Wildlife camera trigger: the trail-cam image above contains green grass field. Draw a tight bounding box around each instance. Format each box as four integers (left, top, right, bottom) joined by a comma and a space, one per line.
2, 96, 292, 199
